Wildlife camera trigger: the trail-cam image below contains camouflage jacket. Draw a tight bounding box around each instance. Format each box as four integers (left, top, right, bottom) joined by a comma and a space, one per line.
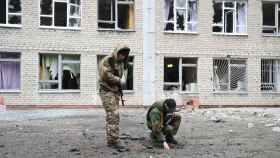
98, 45, 128, 94
146, 100, 167, 142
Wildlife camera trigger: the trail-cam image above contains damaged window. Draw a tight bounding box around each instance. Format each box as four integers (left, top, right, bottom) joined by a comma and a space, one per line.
213, 58, 247, 92
40, 0, 81, 28
0, 0, 22, 26
0, 52, 21, 90
164, 0, 198, 32
212, 1, 247, 34
261, 59, 280, 91
98, 0, 135, 30
97, 55, 134, 90
39, 54, 80, 90
262, 2, 280, 35
164, 57, 198, 92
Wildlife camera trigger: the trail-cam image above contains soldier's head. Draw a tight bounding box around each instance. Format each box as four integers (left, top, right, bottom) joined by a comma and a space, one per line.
163, 98, 176, 114
117, 47, 130, 61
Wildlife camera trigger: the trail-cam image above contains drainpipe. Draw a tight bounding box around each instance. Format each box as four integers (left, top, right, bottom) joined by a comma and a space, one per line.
143, 0, 156, 106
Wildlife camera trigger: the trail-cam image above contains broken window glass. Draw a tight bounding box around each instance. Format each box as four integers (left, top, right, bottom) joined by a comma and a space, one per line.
54, 2, 67, 27
213, 1, 247, 34
41, 0, 52, 15
176, 0, 186, 8
182, 58, 197, 92
40, 0, 81, 28
224, 9, 233, 33
224, 2, 234, 8
117, 2, 134, 29
164, 0, 174, 31
0, 52, 20, 90
40, 17, 52, 26
70, 5, 80, 17
70, 0, 80, 5
0, 0, 6, 24
164, 58, 179, 83
236, 2, 246, 33
8, 15, 21, 24
187, 0, 197, 32
262, 3, 276, 34
176, 9, 186, 30
8, 0, 21, 13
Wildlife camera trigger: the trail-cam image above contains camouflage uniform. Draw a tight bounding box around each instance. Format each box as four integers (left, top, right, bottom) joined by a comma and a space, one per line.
99, 45, 129, 145
146, 99, 181, 144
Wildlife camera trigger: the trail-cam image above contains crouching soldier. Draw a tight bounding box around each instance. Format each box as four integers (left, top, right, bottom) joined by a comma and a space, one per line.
146, 98, 181, 150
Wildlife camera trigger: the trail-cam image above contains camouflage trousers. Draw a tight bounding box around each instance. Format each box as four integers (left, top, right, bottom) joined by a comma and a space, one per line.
100, 90, 120, 145
148, 114, 181, 143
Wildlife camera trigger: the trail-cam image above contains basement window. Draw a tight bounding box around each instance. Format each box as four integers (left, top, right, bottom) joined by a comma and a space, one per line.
213, 58, 247, 92
39, 54, 80, 91
212, 1, 247, 34
40, 0, 81, 29
164, 57, 198, 92
97, 55, 134, 91
164, 0, 198, 32
261, 59, 280, 91
98, 0, 135, 30
0, 52, 21, 91
262, 2, 280, 36
0, 0, 22, 27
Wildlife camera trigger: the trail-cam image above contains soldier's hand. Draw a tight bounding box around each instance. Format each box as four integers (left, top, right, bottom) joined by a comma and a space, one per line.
163, 141, 170, 150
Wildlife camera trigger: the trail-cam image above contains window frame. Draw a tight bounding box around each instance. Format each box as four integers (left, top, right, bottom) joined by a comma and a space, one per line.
39, 0, 82, 30
262, 2, 280, 36
39, 53, 81, 93
261, 59, 280, 92
96, 54, 135, 93
212, 0, 248, 35
213, 58, 248, 93
0, 0, 22, 28
97, 0, 135, 31
0, 52, 21, 92
164, 0, 198, 33
163, 57, 198, 93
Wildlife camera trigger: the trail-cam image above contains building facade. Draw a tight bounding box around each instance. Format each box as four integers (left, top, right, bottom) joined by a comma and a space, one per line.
0, 0, 280, 107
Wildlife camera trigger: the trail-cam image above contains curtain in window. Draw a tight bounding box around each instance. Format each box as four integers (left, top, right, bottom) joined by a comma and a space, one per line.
236, 2, 246, 33
40, 55, 58, 80
188, 0, 197, 32
0, 62, 20, 89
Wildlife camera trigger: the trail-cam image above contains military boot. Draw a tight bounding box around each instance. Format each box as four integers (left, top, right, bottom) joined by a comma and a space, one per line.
166, 135, 178, 144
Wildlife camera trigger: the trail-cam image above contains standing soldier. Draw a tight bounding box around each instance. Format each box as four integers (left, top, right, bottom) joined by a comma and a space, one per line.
99, 45, 130, 149
146, 98, 181, 150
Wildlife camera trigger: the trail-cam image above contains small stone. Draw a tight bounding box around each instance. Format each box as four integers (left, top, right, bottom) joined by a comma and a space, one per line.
265, 123, 275, 127
248, 123, 254, 128
272, 127, 280, 132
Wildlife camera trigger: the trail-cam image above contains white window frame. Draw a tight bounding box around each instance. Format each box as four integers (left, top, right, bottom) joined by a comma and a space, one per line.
163, 57, 198, 93
0, 0, 22, 28
0, 53, 21, 92
212, 0, 248, 35
261, 59, 280, 92
39, 53, 81, 93
164, 0, 198, 33
39, 0, 81, 30
262, 2, 280, 36
97, 0, 135, 31
213, 58, 248, 93
96, 55, 135, 93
